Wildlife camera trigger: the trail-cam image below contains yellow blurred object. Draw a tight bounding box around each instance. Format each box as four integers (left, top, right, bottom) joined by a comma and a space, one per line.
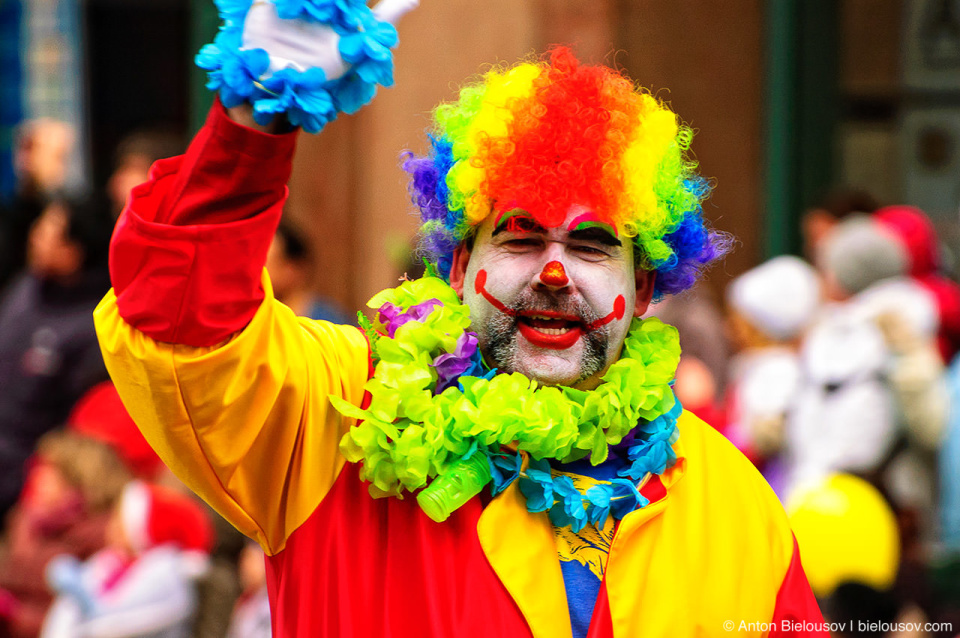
787, 473, 900, 598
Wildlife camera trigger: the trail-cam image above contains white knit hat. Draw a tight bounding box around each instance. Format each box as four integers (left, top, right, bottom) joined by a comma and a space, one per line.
727, 255, 821, 341
820, 216, 907, 296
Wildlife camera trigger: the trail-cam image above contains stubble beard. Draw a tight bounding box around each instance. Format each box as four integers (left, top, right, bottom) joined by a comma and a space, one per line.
477, 289, 610, 387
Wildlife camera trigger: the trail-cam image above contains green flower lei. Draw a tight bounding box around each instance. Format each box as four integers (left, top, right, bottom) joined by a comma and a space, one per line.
330, 276, 681, 500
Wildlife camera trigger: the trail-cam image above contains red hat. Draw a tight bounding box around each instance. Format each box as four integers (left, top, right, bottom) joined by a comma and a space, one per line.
873, 205, 940, 277
119, 481, 214, 555
917, 273, 960, 362
68, 381, 164, 479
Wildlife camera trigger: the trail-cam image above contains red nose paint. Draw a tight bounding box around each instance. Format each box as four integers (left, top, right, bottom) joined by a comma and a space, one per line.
539, 261, 568, 286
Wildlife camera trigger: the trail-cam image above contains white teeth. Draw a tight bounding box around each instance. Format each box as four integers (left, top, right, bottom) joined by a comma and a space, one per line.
538, 327, 571, 335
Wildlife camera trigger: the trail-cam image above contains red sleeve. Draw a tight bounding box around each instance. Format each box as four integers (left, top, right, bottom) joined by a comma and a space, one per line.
109, 99, 298, 347
768, 535, 829, 637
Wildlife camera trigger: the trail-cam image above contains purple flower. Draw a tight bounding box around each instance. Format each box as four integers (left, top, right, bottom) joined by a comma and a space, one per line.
376, 299, 442, 338
431, 332, 483, 393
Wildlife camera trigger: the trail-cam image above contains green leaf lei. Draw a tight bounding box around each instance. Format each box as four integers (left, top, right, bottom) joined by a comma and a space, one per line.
331, 276, 681, 500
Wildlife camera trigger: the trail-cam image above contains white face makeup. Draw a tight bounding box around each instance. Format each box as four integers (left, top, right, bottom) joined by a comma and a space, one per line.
450, 205, 654, 390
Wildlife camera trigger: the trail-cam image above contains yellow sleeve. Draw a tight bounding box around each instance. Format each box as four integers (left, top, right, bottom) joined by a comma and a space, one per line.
94, 273, 369, 555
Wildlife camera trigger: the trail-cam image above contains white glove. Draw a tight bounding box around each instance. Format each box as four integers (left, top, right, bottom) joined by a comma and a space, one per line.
242, 0, 419, 80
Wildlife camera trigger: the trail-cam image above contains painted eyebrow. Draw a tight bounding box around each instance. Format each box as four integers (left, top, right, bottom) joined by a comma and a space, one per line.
568, 226, 622, 247
492, 214, 546, 236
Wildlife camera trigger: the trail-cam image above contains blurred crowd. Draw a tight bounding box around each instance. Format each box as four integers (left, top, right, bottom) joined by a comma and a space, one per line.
0, 118, 298, 638
663, 190, 960, 638
1, 115, 959, 638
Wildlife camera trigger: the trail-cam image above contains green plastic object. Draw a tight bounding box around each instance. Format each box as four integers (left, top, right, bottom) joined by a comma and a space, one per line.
417, 453, 493, 523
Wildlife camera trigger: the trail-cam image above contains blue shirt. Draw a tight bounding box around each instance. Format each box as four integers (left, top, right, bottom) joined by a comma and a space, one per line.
550, 454, 630, 638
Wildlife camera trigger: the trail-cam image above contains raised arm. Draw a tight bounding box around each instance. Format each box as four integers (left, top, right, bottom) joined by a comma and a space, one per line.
95, 0, 416, 555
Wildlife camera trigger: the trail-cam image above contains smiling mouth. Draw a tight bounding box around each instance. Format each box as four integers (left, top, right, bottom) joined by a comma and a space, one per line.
517, 312, 584, 349
475, 269, 627, 351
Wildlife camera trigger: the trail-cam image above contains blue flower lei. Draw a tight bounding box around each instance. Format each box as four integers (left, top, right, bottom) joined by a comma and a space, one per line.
493, 401, 682, 533
196, 0, 399, 133
334, 273, 684, 531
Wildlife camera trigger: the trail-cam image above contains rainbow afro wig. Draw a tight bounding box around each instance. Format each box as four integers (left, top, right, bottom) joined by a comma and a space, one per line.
404, 47, 730, 298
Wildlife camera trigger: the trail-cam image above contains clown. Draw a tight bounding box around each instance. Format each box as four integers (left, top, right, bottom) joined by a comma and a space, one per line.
94, 3, 827, 637
415, 50, 715, 391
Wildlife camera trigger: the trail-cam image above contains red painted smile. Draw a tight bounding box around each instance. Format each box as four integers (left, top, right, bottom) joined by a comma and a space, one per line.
474, 269, 626, 350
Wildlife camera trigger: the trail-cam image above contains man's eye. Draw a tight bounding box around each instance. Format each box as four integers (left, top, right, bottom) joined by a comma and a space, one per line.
571, 244, 608, 258
502, 237, 541, 249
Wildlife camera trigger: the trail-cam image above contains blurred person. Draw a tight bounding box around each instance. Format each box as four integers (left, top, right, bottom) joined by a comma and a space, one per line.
854, 285, 950, 636
225, 543, 270, 638
67, 381, 165, 482
106, 130, 183, 218
190, 512, 244, 638
0, 120, 76, 291
874, 205, 960, 363
824, 217, 949, 456
264, 221, 351, 324
671, 354, 725, 431
0, 196, 113, 520
789, 214, 949, 613
649, 286, 731, 427
723, 256, 822, 495
814, 215, 908, 303
787, 216, 947, 497
859, 282, 948, 457
801, 188, 880, 266
70, 382, 242, 638
41, 481, 214, 638
0, 429, 131, 638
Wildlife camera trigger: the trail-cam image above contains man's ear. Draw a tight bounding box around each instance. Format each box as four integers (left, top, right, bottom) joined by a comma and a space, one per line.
634, 269, 656, 316
449, 243, 471, 298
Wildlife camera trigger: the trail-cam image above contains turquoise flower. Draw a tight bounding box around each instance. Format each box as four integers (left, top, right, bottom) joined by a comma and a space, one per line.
214, 0, 253, 24
489, 452, 522, 496
549, 475, 588, 532
608, 479, 648, 519
219, 48, 271, 108
195, 0, 400, 134
518, 459, 554, 512
620, 400, 682, 479
254, 68, 337, 133
338, 19, 398, 86
275, 0, 367, 30
328, 73, 378, 115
